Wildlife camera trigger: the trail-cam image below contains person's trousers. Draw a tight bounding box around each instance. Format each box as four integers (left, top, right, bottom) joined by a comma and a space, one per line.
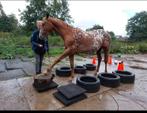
35, 53, 44, 74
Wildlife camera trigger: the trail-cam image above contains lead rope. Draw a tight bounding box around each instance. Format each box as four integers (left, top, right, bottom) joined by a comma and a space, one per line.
44, 35, 51, 65
47, 44, 50, 64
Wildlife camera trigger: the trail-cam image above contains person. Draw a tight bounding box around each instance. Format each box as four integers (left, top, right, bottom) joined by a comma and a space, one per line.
30, 22, 49, 75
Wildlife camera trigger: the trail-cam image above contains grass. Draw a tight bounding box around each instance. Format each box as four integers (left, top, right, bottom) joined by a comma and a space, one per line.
0, 32, 147, 59
110, 39, 147, 54
48, 47, 64, 57
48, 35, 64, 46
0, 33, 64, 59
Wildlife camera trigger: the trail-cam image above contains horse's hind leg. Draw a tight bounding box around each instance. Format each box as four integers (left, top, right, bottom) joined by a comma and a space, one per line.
103, 48, 109, 73
69, 54, 74, 79
94, 48, 102, 76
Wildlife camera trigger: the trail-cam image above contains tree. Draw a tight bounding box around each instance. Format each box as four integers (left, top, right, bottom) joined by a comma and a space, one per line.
108, 31, 116, 40
49, 0, 73, 23
0, 2, 5, 17
126, 11, 147, 41
0, 2, 18, 32
86, 24, 104, 31
20, 0, 73, 33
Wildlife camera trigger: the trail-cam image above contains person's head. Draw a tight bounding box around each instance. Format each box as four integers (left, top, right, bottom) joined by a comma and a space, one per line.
36, 20, 48, 40
36, 21, 42, 30
38, 15, 55, 40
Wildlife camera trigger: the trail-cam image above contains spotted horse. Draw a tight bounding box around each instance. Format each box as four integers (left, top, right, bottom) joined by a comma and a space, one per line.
38, 15, 111, 81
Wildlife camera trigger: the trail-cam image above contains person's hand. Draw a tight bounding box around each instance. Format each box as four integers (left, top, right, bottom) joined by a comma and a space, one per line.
38, 44, 43, 47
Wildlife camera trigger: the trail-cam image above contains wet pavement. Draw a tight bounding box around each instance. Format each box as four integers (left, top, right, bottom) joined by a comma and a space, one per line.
0, 54, 147, 110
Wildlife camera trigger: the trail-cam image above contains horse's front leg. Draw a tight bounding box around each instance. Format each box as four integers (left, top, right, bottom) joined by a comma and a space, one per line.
43, 48, 71, 75
69, 55, 74, 80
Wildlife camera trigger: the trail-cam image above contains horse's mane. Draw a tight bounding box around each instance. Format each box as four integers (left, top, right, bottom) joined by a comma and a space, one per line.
43, 16, 73, 29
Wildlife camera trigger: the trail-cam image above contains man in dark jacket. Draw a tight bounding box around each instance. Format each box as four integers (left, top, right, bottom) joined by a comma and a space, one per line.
31, 29, 49, 75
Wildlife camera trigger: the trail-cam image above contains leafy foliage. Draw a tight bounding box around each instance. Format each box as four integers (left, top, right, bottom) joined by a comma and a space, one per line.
0, 33, 147, 59
126, 11, 147, 40
20, 0, 73, 32
108, 31, 116, 40
0, 2, 18, 32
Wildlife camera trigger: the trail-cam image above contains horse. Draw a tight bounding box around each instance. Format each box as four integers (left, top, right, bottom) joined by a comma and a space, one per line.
37, 15, 111, 80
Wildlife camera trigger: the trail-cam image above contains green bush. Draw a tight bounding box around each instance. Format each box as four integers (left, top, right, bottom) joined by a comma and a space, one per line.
48, 36, 64, 46
0, 34, 32, 59
0, 32, 14, 38
48, 47, 64, 56
138, 43, 147, 53
0, 34, 64, 59
0, 33, 147, 59
110, 40, 141, 54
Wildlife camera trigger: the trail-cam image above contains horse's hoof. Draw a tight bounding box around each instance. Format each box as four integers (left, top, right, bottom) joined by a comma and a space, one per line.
68, 80, 73, 83
47, 68, 52, 72
68, 77, 74, 83
44, 73, 48, 76
42, 71, 48, 76
105, 70, 108, 73
94, 72, 98, 76
43, 70, 51, 76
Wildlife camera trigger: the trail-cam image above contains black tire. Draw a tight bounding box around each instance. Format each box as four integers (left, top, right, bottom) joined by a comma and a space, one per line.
76, 75, 100, 93
74, 66, 86, 74
98, 73, 120, 88
55, 66, 71, 77
112, 70, 135, 83
85, 64, 96, 71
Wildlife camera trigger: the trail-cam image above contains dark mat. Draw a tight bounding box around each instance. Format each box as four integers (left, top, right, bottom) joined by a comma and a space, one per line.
57, 83, 86, 99
53, 91, 87, 106
33, 81, 58, 92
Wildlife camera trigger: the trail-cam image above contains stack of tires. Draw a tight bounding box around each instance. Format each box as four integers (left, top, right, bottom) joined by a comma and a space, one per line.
112, 70, 135, 84
74, 66, 86, 74
55, 65, 135, 94
56, 66, 71, 77
98, 73, 120, 88
84, 64, 96, 71
98, 70, 135, 88
76, 75, 100, 93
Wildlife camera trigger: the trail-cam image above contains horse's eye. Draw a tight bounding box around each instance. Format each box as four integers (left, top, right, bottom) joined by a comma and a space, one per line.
42, 22, 45, 27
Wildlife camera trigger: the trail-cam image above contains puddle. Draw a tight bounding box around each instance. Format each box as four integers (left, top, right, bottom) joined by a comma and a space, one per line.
129, 59, 147, 63
129, 65, 147, 70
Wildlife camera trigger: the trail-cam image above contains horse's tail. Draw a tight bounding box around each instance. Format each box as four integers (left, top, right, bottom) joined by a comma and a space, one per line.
104, 31, 111, 46
101, 31, 111, 56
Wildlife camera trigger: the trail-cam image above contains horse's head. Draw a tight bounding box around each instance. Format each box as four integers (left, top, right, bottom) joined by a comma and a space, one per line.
37, 15, 54, 39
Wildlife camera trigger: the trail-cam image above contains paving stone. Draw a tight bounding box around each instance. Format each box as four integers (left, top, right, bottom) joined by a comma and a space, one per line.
120, 66, 146, 80
0, 79, 30, 110
106, 91, 145, 110
0, 93, 30, 110
85, 85, 111, 98
52, 68, 72, 86
0, 79, 20, 98
17, 77, 64, 110
0, 61, 6, 72
21, 62, 35, 76
21, 57, 35, 62
0, 69, 26, 81
0, 55, 146, 110
5, 59, 23, 70
113, 75, 147, 109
